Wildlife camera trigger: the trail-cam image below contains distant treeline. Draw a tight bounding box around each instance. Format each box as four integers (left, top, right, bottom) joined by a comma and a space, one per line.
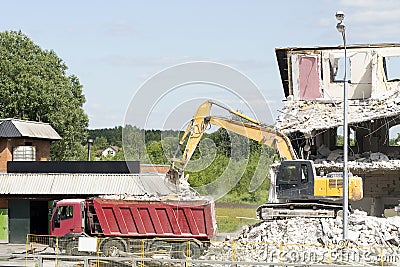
87, 126, 182, 147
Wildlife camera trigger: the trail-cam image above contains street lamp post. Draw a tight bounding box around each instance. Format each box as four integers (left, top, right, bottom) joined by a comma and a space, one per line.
335, 11, 349, 241
87, 138, 94, 161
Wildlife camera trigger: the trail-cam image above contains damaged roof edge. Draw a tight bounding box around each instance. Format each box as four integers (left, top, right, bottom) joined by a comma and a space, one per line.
275, 42, 400, 53
275, 49, 290, 98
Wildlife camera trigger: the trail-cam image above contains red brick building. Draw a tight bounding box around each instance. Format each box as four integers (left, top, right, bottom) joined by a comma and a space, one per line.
0, 119, 61, 172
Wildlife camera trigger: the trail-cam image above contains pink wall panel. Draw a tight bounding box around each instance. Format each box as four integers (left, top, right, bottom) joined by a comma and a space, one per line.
298, 56, 322, 100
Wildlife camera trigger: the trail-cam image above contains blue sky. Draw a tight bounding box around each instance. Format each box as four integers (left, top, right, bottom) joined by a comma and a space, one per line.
1, 0, 400, 129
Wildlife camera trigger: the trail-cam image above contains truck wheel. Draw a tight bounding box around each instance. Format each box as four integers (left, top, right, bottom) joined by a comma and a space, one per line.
100, 239, 126, 257
66, 241, 85, 256
181, 242, 201, 259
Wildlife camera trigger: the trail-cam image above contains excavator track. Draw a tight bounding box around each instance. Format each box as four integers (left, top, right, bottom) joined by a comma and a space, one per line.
257, 201, 344, 220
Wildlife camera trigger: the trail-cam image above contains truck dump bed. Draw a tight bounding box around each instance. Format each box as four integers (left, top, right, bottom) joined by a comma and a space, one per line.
92, 197, 217, 240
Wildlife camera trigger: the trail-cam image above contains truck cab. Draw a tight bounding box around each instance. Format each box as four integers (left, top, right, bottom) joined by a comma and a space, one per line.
50, 199, 85, 236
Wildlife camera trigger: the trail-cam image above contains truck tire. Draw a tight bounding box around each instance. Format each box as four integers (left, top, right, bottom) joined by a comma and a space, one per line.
181, 241, 201, 259
100, 238, 126, 257
65, 241, 86, 256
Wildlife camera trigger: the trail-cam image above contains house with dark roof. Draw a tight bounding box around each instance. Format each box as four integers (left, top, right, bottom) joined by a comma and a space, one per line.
0, 119, 61, 172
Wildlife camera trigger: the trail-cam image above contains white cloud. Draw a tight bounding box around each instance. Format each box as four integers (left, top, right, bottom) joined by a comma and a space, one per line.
340, 0, 399, 10
336, 0, 400, 41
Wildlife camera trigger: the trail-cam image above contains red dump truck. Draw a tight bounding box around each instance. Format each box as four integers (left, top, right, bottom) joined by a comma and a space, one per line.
50, 196, 217, 258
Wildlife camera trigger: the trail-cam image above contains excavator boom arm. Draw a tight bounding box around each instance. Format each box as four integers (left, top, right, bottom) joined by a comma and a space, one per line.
169, 100, 297, 180
208, 116, 296, 160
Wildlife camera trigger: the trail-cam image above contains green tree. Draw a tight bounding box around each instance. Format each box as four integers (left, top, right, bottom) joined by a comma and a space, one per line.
390, 133, 400, 146
0, 31, 88, 160
146, 141, 169, 164
88, 126, 123, 147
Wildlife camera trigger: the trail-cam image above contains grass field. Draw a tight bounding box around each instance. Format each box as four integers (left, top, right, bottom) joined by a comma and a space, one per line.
385, 209, 398, 217
215, 203, 261, 233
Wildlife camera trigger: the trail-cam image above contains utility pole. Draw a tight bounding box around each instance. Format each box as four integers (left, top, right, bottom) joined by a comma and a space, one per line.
335, 10, 349, 241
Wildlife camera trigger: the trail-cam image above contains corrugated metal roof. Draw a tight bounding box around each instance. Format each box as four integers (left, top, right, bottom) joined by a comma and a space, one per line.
0, 119, 61, 140
0, 173, 174, 196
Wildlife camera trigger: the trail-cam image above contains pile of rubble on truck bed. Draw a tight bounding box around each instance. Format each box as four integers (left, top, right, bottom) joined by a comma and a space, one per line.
204, 211, 400, 265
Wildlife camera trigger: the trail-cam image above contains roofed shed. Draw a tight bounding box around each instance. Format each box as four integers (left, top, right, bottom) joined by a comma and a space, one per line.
0, 119, 61, 172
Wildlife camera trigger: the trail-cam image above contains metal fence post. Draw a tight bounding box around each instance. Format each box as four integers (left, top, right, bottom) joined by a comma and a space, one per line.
232, 241, 237, 262
38, 255, 43, 267
327, 244, 332, 264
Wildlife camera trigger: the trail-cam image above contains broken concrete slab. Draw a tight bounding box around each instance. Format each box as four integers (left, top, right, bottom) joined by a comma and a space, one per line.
370, 152, 390, 162
275, 90, 400, 135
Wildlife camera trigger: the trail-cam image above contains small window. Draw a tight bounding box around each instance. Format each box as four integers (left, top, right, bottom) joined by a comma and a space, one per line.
301, 164, 309, 183
53, 205, 74, 228
384, 56, 400, 82
57, 205, 74, 220
280, 165, 298, 182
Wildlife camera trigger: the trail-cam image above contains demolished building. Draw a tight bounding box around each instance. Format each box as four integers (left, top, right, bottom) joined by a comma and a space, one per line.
274, 43, 400, 216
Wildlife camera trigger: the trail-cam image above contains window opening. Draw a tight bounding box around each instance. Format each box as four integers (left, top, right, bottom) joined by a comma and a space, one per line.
331, 57, 350, 82
13, 146, 36, 161
389, 125, 400, 146
280, 165, 298, 182
53, 205, 74, 228
336, 126, 355, 146
384, 56, 400, 82
301, 164, 309, 183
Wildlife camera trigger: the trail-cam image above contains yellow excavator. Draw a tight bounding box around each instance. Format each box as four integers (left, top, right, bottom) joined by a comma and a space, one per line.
167, 100, 363, 219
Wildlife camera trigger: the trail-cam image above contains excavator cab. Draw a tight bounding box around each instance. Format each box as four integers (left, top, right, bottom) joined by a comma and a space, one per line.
276, 160, 315, 200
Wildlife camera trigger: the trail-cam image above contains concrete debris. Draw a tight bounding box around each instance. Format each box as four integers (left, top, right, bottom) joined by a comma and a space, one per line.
314, 151, 400, 171
317, 144, 331, 157
275, 90, 400, 134
205, 211, 400, 265
370, 152, 390, 162
326, 149, 342, 162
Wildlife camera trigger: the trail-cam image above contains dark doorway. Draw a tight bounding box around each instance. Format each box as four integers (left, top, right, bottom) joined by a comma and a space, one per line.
9, 200, 30, 243
30, 201, 49, 235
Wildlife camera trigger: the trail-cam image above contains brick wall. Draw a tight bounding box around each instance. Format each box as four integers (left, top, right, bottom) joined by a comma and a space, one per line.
0, 138, 51, 172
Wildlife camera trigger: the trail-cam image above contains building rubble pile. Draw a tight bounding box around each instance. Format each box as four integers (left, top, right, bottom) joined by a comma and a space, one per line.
205, 211, 400, 265
313, 145, 400, 170
275, 90, 400, 135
